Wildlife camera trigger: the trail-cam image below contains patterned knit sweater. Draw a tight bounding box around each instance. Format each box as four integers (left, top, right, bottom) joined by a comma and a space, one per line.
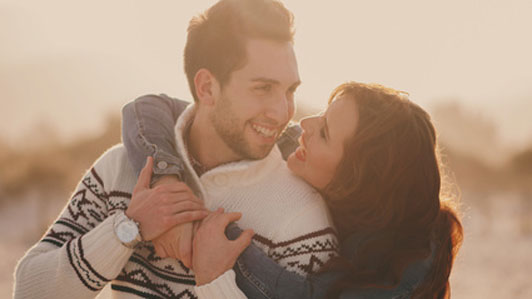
14, 106, 338, 299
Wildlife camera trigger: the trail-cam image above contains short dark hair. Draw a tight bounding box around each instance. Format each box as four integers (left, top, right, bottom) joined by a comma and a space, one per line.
184, 0, 295, 102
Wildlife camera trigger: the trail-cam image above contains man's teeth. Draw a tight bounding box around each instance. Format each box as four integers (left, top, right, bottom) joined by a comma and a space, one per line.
252, 124, 277, 138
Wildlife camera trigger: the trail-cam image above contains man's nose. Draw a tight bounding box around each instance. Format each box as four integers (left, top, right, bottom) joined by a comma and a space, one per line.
264, 94, 291, 125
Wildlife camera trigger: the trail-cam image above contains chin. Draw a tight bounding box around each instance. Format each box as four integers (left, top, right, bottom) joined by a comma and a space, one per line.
254, 143, 276, 159
286, 153, 301, 175
241, 147, 271, 161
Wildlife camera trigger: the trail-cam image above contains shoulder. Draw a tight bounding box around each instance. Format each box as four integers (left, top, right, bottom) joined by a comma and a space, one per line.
90, 144, 136, 188
269, 159, 324, 204
280, 194, 334, 236
266, 162, 335, 234
92, 144, 129, 171
133, 93, 180, 102
260, 150, 330, 222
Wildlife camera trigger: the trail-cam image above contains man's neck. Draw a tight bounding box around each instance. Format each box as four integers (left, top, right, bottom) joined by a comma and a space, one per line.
187, 110, 241, 171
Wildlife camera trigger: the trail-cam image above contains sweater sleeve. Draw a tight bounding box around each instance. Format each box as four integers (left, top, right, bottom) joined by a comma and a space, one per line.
14, 149, 133, 299
194, 270, 247, 299
268, 198, 339, 277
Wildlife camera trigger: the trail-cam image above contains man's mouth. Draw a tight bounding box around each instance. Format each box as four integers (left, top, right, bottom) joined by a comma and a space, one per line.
251, 123, 278, 138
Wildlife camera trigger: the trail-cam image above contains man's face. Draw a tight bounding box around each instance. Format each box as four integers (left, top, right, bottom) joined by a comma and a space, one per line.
209, 39, 300, 160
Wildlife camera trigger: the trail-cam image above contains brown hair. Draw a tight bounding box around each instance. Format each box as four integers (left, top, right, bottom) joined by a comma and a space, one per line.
323, 82, 463, 298
184, 0, 295, 102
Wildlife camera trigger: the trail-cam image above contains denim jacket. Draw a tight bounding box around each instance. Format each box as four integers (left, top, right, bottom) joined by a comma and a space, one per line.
121, 94, 431, 298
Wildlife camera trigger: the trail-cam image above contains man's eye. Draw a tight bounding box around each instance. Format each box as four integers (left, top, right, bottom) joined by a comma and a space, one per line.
288, 87, 297, 95
256, 85, 272, 92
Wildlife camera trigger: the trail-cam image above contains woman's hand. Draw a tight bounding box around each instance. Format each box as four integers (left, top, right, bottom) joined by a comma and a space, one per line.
126, 157, 208, 241
192, 208, 254, 286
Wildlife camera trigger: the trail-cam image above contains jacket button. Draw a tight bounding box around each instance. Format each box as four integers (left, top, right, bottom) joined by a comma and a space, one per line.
157, 161, 168, 170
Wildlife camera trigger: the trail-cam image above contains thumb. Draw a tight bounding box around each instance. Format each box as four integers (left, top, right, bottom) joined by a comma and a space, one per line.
233, 229, 254, 253
179, 224, 194, 269
134, 156, 153, 192
220, 212, 242, 228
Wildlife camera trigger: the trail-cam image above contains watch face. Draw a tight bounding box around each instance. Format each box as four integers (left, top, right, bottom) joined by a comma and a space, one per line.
118, 221, 139, 243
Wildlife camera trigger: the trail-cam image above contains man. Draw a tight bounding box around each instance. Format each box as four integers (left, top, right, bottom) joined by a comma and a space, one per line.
14, 0, 337, 297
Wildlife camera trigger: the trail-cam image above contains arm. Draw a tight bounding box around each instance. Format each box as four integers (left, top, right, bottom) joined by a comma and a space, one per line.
121, 94, 189, 180
190, 220, 340, 299
14, 151, 207, 299
227, 225, 339, 299
121, 94, 302, 181
122, 94, 195, 264
192, 209, 254, 299
190, 198, 340, 299
14, 149, 133, 298
121, 94, 302, 265
229, 226, 431, 299
191, 213, 427, 299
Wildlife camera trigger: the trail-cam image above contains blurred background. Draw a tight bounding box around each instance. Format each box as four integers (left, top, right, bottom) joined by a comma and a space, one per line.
1, 0, 531, 298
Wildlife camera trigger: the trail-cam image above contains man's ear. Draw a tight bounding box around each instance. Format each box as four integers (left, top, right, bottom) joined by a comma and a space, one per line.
194, 69, 220, 106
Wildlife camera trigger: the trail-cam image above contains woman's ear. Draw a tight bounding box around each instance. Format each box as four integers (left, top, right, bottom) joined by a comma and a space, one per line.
194, 69, 220, 106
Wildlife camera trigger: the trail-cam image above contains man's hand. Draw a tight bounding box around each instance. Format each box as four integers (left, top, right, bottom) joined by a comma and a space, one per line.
152, 223, 194, 267
125, 157, 208, 241
149, 175, 196, 268
192, 208, 254, 286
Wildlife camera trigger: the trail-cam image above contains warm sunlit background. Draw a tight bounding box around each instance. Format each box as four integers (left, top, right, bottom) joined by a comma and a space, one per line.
1, 0, 531, 298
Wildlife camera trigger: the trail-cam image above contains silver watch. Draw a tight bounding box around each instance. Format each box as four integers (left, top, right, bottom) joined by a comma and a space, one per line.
114, 211, 142, 249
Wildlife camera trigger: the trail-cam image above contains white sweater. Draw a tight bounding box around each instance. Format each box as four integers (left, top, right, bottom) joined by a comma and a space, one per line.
14, 106, 338, 299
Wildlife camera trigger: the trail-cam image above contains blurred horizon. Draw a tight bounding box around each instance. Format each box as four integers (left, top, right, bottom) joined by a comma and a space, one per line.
1, 0, 532, 153
1, 0, 532, 298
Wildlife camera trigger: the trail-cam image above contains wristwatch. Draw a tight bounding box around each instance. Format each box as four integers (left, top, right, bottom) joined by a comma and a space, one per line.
114, 211, 142, 249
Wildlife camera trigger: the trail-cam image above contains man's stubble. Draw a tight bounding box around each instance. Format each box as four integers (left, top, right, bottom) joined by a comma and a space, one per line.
209, 94, 274, 161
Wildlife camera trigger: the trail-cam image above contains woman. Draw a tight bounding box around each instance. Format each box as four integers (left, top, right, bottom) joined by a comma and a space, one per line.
122, 81, 463, 298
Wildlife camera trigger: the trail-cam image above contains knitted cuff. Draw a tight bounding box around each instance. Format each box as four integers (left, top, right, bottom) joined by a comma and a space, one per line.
81, 213, 135, 281
194, 270, 247, 299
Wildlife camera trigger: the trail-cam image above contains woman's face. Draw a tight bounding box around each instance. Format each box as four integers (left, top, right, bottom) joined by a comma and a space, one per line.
287, 95, 358, 190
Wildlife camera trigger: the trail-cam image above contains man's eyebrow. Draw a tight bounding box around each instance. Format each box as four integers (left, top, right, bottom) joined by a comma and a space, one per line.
250, 77, 280, 84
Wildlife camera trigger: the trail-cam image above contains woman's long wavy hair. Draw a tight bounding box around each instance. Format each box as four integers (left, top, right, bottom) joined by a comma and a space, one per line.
322, 82, 463, 298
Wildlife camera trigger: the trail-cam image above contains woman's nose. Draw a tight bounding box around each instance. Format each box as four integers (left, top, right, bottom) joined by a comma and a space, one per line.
300, 116, 318, 133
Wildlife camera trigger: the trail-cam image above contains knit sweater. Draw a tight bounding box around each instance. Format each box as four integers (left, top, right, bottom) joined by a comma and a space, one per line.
14, 106, 338, 299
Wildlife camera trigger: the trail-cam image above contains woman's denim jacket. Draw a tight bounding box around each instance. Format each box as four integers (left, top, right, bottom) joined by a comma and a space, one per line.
121, 94, 432, 299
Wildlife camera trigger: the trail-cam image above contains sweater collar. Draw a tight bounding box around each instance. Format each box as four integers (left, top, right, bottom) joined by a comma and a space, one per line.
174, 104, 284, 190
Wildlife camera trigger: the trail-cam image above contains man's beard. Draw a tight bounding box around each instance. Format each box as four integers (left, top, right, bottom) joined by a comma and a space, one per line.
209, 95, 275, 161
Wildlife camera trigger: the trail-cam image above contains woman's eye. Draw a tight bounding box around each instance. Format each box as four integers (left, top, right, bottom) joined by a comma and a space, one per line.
320, 127, 326, 139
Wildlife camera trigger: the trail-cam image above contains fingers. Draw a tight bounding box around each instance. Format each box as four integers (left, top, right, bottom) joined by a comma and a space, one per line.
199, 209, 241, 230
152, 192, 203, 208
134, 156, 153, 192
233, 229, 254, 253
152, 186, 203, 205
166, 200, 206, 215
169, 193, 203, 205
153, 182, 194, 194
201, 209, 221, 224
166, 210, 209, 228
219, 212, 242, 228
